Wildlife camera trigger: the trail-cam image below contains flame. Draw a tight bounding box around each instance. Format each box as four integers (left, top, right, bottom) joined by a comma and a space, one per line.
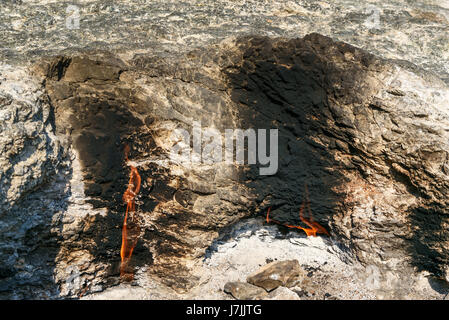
120, 144, 142, 280
265, 185, 329, 237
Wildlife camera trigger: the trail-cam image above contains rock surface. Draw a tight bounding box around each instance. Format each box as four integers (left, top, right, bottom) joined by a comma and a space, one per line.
246, 260, 305, 291
1, 32, 449, 299
265, 287, 300, 300
224, 281, 268, 300
1, 1, 448, 84
0, 1, 449, 300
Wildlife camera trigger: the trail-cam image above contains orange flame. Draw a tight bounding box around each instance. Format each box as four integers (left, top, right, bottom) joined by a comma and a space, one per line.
265, 185, 329, 237
120, 144, 141, 280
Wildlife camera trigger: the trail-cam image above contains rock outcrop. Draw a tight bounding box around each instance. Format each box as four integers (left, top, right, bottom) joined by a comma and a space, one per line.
1, 33, 449, 298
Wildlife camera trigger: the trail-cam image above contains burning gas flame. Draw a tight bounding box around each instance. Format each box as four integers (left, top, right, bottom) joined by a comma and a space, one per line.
266, 185, 329, 237
120, 144, 142, 280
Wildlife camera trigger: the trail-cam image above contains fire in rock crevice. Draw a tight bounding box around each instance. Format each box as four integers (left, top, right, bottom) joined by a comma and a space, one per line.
120, 144, 142, 280
266, 186, 330, 237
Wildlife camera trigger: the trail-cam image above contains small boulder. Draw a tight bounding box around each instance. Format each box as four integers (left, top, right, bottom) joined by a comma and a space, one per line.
224, 281, 268, 300
265, 287, 300, 300
246, 260, 306, 292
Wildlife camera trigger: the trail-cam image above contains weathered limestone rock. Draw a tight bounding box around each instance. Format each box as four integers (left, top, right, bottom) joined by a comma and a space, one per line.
247, 260, 305, 291
0, 65, 68, 298
1, 32, 449, 299
224, 281, 268, 300
1, 1, 448, 84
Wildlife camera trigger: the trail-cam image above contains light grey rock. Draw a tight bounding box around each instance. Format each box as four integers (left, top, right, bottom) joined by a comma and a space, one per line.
0, 1, 448, 84
0, 65, 69, 299
247, 260, 306, 292
264, 287, 301, 300
224, 281, 268, 300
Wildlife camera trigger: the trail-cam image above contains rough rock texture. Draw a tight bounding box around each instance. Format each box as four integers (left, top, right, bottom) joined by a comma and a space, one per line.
1, 30, 449, 298
1, 1, 448, 84
246, 260, 305, 291
0, 65, 68, 298
224, 281, 268, 300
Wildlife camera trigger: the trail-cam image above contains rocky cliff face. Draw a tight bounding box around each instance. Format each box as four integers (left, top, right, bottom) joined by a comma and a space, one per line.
1, 32, 448, 298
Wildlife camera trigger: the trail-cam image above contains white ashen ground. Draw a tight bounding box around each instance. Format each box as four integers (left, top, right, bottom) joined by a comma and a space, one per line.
83, 219, 448, 300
